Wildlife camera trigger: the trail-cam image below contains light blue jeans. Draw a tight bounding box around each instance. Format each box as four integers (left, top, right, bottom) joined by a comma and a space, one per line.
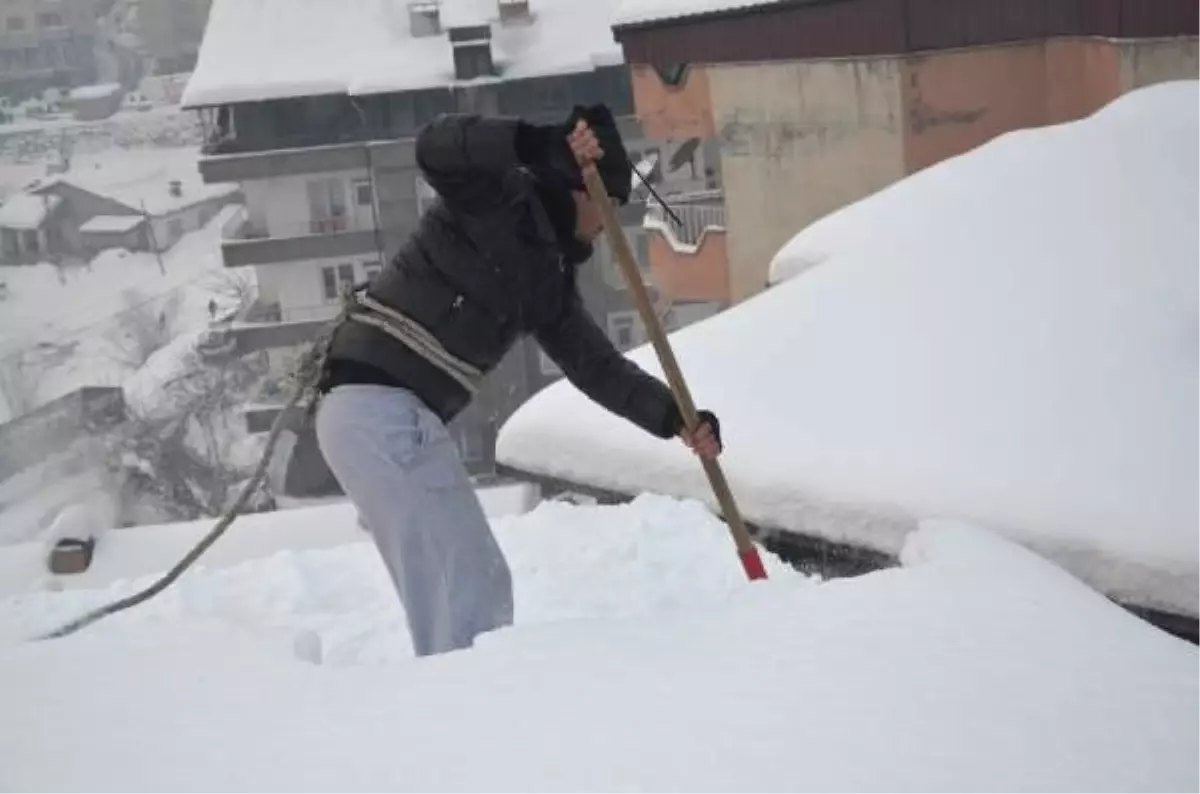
315, 383, 513, 656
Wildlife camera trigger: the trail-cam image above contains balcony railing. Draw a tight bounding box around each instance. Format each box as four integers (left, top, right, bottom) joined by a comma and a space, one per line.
279, 303, 341, 323
644, 190, 726, 252
222, 206, 377, 242
203, 127, 372, 157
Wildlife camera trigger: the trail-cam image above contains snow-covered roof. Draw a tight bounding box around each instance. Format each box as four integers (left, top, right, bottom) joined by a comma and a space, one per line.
611, 0, 783, 28
69, 83, 123, 101
0, 193, 61, 230
497, 80, 1200, 618
79, 214, 145, 234
35, 146, 239, 217
1, 497, 1196, 790
182, 0, 627, 107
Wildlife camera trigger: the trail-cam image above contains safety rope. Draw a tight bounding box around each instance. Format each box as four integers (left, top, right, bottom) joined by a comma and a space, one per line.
37, 287, 355, 641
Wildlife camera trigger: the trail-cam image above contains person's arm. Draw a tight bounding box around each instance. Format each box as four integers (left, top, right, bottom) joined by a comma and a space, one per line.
534, 290, 680, 439
414, 113, 574, 212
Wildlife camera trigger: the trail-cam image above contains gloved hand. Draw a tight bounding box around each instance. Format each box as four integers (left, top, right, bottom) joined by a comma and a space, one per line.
665, 406, 722, 459
566, 103, 632, 205
515, 103, 631, 204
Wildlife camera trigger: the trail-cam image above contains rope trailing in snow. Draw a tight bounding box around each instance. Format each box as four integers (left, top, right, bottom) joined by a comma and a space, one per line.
37, 290, 353, 642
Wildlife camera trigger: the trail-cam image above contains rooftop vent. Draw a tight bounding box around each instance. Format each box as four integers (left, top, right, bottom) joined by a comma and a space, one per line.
448, 24, 495, 81
498, 0, 532, 25
408, 0, 441, 37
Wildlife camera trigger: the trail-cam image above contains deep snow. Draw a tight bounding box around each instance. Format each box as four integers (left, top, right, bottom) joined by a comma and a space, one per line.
0, 484, 540, 597
496, 81, 1199, 618
0, 495, 1194, 791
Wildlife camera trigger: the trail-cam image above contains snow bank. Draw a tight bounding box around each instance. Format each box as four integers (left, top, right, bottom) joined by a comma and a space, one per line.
0, 484, 546, 598
0, 498, 1193, 791
183, 0, 625, 107
497, 81, 1199, 616
0, 495, 800, 648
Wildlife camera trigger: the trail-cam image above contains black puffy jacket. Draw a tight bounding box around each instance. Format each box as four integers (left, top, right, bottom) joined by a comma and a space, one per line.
320, 113, 680, 440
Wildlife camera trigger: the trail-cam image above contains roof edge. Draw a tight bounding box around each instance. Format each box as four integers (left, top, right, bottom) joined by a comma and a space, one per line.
611, 0, 812, 35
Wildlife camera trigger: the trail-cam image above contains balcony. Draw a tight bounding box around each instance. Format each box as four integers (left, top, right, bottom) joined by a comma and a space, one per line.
197, 130, 416, 184
643, 189, 726, 252
641, 189, 731, 303
220, 206, 383, 267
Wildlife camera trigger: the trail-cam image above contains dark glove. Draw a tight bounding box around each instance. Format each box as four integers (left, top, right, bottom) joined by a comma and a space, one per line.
515, 104, 632, 204
568, 103, 632, 204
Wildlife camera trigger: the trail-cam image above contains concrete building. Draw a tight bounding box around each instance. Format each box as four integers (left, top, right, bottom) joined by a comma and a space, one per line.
181, 0, 723, 492
610, 0, 1199, 303
0, 0, 98, 100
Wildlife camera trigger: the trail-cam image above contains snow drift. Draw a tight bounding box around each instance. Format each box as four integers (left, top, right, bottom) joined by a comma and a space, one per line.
0, 497, 1194, 791
497, 81, 1199, 616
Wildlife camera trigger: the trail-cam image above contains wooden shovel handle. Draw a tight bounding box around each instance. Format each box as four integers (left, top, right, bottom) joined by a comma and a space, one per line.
581, 165, 765, 579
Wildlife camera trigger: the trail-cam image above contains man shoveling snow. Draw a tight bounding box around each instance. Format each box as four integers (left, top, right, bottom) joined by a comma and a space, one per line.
314, 105, 723, 657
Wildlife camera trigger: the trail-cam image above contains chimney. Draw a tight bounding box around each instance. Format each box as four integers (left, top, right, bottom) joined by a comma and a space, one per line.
168, 179, 182, 197
497, 0, 531, 25
408, 0, 441, 37
448, 24, 495, 81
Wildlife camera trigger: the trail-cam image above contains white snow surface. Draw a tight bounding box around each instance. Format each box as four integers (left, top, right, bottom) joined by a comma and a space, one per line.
0, 203, 248, 421
0, 485, 538, 591
0, 192, 61, 229
497, 82, 1199, 617
613, 0, 782, 27
31, 145, 240, 216
0, 496, 1194, 791
70, 83, 123, 101
78, 214, 146, 234
182, 0, 626, 107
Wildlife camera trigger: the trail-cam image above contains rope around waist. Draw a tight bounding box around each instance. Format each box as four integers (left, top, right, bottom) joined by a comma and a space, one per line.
347, 293, 484, 396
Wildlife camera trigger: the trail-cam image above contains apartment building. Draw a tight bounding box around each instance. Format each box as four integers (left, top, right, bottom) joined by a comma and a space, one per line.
182, 0, 722, 493
0, 0, 97, 100
611, 0, 1198, 303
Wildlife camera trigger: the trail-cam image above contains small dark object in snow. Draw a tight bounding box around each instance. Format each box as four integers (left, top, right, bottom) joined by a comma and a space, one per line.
48, 536, 96, 575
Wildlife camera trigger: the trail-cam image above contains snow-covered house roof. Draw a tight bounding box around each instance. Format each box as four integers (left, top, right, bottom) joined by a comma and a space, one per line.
611, 0, 783, 28
69, 83, 123, 101
0, 193, 62, 230
79, 215, 146, 234
181, 0, 627, 107
33, 146, 239, 217
496, 81, 1200, 618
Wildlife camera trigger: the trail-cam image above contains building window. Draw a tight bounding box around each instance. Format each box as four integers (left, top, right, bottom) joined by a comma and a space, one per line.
7, 17, 26, 31
306, 177, 347, 233
37, 12, 62, 27
321, 263, 357, 301
362, 261, 382, 280
607, 311, 639, 350
354, 181, 373, 207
